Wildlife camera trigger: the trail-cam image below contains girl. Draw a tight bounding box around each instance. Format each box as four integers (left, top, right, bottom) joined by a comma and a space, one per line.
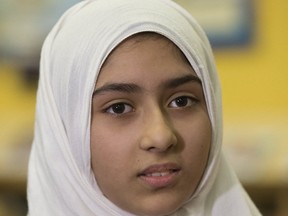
27, 0, 261, 215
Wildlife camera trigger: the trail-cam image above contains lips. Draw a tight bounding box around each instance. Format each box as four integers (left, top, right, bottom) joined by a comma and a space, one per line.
138, 163, 181, 188
144, 171, 173, 177
139, 164, 180, 176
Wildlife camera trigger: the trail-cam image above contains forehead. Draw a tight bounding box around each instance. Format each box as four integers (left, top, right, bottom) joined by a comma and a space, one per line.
94, 32, 199, 94
101, 32, 190, 69
117, 32, 174, 49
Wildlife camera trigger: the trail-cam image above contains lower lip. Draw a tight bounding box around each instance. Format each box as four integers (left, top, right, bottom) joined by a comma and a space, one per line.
139, 171, 180, 189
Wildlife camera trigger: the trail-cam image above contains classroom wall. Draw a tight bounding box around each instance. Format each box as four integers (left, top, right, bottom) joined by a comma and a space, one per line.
217, 0, 288, 117
215, 0, 288, 185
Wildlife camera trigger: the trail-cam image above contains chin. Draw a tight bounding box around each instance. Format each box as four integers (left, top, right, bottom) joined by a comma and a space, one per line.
135, 208, 178, 216
128, 197, 185, 216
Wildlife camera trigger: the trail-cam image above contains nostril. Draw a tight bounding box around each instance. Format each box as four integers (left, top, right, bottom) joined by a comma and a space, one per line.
139, 112, 178, 152
139, 124, 178, 152
146, 141, 175, 153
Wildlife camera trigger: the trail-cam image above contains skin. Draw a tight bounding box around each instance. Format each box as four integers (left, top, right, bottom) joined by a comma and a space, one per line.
91, 34, 212, 216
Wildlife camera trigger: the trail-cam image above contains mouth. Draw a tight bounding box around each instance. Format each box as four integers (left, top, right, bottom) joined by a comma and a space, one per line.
138, 163, 181, 189
142, 170, 178, 177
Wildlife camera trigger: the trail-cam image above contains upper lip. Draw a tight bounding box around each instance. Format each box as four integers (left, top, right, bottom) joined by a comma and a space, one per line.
138, 163, 181, 176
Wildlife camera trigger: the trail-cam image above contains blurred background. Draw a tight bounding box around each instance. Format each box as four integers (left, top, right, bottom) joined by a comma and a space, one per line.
0, 0, 287, 215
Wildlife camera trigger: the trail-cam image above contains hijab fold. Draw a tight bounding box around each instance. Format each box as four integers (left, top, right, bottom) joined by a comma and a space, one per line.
28, 0, 261, 215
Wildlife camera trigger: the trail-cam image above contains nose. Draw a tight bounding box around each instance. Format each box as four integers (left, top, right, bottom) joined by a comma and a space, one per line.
139, 109, 178, 153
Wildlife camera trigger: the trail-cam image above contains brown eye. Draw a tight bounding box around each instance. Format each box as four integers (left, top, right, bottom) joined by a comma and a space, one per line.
169, 96, 198, 108
105, 103, 133, 114
175, 97, 188, 107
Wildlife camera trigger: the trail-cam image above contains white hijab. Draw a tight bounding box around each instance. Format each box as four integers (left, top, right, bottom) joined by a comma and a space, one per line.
27, 0, 261, 215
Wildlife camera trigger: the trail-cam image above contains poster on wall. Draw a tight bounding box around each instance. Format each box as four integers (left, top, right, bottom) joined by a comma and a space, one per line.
0, 0, 79, 65
174, 0, 254, 47
0, 0, 254, 66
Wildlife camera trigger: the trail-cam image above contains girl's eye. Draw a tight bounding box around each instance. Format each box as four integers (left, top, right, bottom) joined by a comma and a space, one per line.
169, 96, 198, 108
105, 103, 133, 115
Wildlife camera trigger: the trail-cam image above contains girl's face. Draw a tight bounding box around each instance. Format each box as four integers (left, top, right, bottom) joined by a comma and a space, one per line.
91, 35, 211, 216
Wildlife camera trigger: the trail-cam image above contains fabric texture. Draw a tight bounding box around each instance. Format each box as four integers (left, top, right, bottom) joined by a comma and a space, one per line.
27, 0, 261, 215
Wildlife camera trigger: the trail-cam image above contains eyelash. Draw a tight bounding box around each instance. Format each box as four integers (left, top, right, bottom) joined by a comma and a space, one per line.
104, 96, 198, 115
168, 96, 199, 108
105, 103, 134, 115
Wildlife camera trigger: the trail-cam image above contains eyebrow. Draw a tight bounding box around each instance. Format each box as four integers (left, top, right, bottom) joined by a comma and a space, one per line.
163, 74, 201, 89
92, 74, 201, 97
93, 83, 141, 96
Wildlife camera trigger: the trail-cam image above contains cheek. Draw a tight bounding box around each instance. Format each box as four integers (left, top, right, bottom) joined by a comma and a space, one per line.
90, 123, 141, 207
90, 128, 126, 195
91, 128, 122, 169
91, 129, 112, 164
90, 122, 137, 178
179, 113, 212, 174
